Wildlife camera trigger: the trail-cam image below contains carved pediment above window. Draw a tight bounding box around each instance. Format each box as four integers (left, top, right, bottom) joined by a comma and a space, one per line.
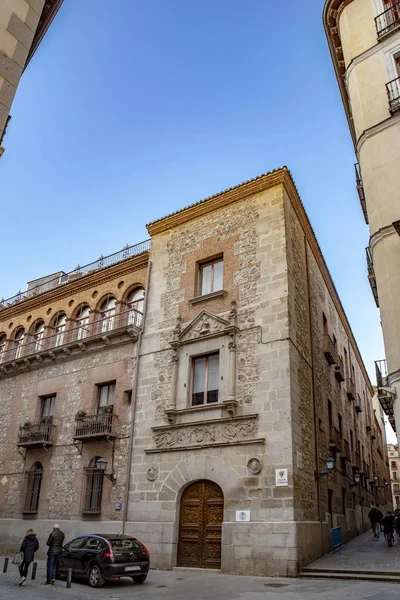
175, 309, 237, 346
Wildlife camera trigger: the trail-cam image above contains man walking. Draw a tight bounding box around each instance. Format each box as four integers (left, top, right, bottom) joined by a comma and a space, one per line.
368, 506, 383, 539
45, 524, 65, 585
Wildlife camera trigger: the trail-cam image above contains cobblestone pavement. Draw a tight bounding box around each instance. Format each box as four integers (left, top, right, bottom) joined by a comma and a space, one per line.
307, 529, 400, 572
1, 561, 400, 600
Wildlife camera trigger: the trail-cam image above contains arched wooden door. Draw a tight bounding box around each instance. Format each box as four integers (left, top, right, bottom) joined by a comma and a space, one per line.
177, 480, 224, 569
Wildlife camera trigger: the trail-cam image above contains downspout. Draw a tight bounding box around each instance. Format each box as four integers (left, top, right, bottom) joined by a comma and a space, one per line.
122, 259, 152, 533
304, 237, 323, 542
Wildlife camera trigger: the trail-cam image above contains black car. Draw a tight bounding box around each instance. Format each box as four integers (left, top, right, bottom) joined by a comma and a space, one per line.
56, 534, 150, 587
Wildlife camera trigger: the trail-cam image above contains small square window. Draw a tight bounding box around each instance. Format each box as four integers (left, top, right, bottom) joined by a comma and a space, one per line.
191, 353, 219, 406
199, 259, 223, 296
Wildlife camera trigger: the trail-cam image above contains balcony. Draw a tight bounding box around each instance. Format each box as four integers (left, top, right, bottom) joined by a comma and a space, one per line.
376, 2, 400, 40
334, 355, 345, 382
354, 164, 369, 224
375, 359, 396, 432
17, 422, 54, 448
73, 412, 117, 441
323, 334, 336, 365
0, 308, 142, 378
329, 426, 342, 453
386, 76, 400, 114
0, 239, 150, 311
346, 378, 356, 401
366, 247, 379, 307
355, 394, 363, 413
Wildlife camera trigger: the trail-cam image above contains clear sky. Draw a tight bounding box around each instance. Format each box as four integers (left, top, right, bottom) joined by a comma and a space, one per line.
1, 0, 395, 441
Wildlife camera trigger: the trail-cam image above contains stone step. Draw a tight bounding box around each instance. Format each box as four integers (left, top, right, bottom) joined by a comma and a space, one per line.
299, 570, 400, 584
172, 567, 222, 574
302, 566, 400, 577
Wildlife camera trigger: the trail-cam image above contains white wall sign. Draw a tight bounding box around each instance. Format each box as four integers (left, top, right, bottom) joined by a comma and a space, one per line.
275, 468, 288, 487
235, 510, 250, 522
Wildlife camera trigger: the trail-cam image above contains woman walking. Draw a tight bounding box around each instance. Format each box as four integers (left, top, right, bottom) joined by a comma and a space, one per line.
19, 529, 39, 586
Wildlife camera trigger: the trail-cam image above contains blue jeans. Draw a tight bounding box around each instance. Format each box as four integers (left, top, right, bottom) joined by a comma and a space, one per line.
46, 555, 58, 583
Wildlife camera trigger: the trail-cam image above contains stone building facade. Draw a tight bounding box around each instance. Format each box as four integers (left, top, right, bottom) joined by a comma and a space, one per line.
0, 0, 63, 155
125, 168, 390, 576
0, 242, 149, 545
323, 0, 400, 434
0, 168, 390, 576
387, 443, 400, 507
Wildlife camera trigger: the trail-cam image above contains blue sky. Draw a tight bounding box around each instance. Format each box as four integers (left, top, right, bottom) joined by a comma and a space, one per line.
1, 0, 393, 438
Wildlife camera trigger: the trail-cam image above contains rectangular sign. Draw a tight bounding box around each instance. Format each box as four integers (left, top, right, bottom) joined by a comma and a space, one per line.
235, 510, 250, 522
275, 468, 288, 487
114, 503, 122, 511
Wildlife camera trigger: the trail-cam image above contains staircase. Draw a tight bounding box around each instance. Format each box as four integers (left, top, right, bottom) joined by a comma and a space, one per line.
300, 566, 400, 584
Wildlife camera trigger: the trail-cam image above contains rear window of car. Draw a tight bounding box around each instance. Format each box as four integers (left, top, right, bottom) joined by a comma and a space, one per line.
110, 539, 142, 550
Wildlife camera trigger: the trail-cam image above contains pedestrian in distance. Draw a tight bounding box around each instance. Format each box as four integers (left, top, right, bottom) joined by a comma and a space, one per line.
45, 524, 65, 585
382, 511, 395, 547
18, 529, 39, 586
368, 505, 383, 539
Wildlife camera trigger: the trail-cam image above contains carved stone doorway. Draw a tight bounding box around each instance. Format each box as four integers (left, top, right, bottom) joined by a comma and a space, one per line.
177, 479, 224, 569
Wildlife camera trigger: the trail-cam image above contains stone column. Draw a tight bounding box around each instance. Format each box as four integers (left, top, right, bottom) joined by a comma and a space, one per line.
228, 333, 237, 402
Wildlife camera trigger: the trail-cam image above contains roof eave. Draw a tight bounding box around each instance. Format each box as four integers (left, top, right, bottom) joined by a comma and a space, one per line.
322, 0, 357, 150
24, 0, 64, 70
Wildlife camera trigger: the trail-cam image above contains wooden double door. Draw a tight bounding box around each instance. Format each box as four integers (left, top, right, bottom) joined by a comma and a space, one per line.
177, 480, 224, 569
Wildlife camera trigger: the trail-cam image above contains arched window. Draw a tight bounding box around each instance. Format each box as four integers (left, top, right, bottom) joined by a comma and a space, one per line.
32, 321, 45, 352
23, 462, 43, 514
100, 297, 116, 332
75, 305, 90, 340
127, 288, 144, 326
53, 313, 67, 347
0, 334, 6, 363
82, 456, 106, 514
14, 328, 25, 360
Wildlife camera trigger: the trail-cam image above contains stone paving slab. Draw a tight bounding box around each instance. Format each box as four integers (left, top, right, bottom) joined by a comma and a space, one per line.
1, 562, 400, 600
304, 530, 400, 573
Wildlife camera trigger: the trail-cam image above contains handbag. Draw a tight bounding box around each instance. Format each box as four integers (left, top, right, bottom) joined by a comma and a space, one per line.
11, 551, 23, 566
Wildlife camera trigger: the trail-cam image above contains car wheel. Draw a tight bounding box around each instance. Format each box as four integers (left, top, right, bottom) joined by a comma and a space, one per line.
132, 574, 147, 584
87, 565, 105, 588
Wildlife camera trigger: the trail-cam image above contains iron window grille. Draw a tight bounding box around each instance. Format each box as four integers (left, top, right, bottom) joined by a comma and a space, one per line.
23, 463, 43, 514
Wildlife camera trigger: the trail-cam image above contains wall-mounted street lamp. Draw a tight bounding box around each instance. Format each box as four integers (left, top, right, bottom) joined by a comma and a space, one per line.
96, 457, 116, 484
317, 457, 335, 478
350, 471, 361, 487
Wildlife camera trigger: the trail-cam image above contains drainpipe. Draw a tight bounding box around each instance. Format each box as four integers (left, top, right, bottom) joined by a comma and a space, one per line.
304, 237, 323, 544
122, 260, 152, 533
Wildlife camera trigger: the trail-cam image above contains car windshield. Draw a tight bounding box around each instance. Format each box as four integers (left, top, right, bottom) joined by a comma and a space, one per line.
110, 539, 142, 550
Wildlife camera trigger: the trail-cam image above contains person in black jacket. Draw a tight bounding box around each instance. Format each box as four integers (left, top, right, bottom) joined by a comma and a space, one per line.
19, 529, 39, 586
382, 511, 395, 547
45, 524, 65, 585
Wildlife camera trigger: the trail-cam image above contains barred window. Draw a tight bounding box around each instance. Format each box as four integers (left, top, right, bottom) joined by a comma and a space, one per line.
82, 457, 106, 515
23, 462, 43, 514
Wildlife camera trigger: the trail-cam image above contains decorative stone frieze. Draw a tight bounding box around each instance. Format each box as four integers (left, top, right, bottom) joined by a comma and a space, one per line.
147, 415, 262, 453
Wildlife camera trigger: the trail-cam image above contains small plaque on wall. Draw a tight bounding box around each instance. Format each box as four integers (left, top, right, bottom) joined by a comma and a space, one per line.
275, 469, 288, 487
235, 510, 250, 522
297, 451, 303, 469
114, 503, 122, 511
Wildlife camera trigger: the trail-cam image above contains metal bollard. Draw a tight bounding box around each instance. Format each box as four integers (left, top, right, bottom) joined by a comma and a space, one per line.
67, 568, 72, 588
31, 562, 37, 580
3, 558, 9, 573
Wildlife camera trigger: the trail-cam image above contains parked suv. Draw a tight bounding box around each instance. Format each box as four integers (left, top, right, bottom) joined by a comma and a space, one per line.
56, 534, 150, 587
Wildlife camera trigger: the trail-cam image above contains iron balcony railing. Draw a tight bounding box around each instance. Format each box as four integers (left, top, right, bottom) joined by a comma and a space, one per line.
366, 247, 379, 307
386, 76, 400, 114
334, 355, 345, 382
375, 2, 400, 39
74, 412, 117, 441
17, 422, 54, 447
375, 359, 396, 431
346, 377, 356, 401
323, 334, 336, 365
0, 239, 150, 311
354, 163, 369, 224
329, 426, 342, 452
0, 308, 142, 366
355, 394, 363, 413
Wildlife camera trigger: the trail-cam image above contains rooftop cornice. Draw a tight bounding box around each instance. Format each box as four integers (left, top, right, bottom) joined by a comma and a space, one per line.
146, 167, 287, 235
323, 0, 357, 148
25, 0, 64, 69
0, 252, 149, 321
